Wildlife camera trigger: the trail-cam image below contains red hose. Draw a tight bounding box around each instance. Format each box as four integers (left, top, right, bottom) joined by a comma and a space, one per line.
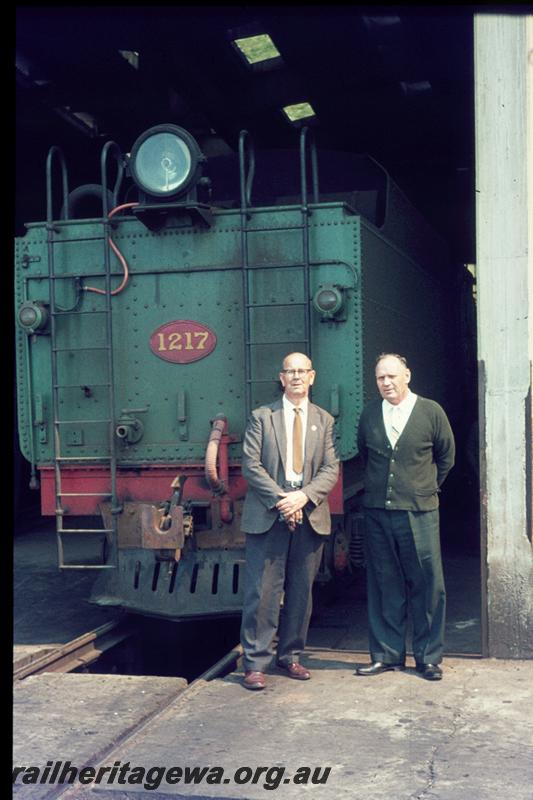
84, 202, 139, 295
205, 414, 233, 523
205, 415, 227, 494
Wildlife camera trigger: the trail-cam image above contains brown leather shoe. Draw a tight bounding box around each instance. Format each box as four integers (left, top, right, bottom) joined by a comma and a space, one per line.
243, 671, 266, 690
278, 661, 311, 680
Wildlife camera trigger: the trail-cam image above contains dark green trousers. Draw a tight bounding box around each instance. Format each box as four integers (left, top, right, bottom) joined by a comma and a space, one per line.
364, 508, 446, 665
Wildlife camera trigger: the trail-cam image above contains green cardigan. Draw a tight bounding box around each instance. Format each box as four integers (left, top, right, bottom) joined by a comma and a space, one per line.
357, 396, 455, 511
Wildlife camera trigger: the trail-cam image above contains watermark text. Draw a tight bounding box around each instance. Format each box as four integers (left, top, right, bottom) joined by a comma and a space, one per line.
13, 761, 332, 791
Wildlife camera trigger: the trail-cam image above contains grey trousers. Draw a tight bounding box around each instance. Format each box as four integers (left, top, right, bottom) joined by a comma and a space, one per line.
240, 518, 325, 673
364, 508, 446, 666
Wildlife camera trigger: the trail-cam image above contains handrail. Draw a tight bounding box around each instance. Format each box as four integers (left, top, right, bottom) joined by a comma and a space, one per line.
46, 146, 70, 223
100, 141, 125, 216
238, 130, 255, 212
299, 126, 320, 207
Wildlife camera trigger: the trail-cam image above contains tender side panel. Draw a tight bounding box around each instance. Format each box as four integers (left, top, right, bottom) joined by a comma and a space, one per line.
15, 204, 363, 466
360, 221, 456, 413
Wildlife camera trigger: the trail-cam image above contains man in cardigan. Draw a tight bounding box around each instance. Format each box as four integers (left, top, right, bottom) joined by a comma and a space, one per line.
239, 352, 339, 690
356, 353, 455, 680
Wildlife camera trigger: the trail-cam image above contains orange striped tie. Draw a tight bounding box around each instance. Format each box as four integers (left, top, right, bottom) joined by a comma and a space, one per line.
293, 408, 303, 473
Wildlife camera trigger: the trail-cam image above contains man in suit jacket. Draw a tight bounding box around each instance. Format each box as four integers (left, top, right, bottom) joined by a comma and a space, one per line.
240, 352, 339, 690
356, 353, 455, 681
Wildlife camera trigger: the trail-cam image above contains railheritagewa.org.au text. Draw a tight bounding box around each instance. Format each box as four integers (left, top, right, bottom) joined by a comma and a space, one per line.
13, 761, 332, 791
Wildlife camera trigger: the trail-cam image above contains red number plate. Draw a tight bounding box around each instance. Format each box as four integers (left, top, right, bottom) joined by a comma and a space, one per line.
149, 320, 217, 363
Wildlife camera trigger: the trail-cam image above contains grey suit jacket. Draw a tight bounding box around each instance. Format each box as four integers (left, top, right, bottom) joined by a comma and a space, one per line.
241, 398, 339, 535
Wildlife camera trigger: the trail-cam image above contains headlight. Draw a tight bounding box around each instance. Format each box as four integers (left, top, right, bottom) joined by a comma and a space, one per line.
129, 124, 205, 199
17, 301, 49, 333
312, 284, 345, 320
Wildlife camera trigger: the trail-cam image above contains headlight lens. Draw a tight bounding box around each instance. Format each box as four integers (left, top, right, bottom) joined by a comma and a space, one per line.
313, 285, 344, 318
17, 301, 49, 332
129, 125, 203, 199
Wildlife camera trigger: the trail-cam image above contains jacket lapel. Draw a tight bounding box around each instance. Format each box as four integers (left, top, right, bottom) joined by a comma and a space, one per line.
303, 403, 320, 483
271, 399, 287, 476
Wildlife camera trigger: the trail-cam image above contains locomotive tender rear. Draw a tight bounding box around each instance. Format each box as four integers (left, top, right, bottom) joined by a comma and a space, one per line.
15, 124, 455, 620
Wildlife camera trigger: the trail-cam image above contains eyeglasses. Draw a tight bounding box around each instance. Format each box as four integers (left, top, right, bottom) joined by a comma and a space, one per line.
281, 368, 313, 377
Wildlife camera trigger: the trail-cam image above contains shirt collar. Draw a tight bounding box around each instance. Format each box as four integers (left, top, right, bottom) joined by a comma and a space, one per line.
382, 389, 417, 414
283, 394, 309, 413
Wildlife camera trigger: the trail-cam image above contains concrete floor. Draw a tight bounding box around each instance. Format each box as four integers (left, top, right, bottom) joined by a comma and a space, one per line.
13, 518, 533, 800
12, 653, 533, 800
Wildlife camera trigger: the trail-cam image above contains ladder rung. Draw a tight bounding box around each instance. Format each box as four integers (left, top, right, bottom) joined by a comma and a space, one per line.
246, 302, 306, 309
58, 528, 113, 534
52, 346, 109, 353
56, 456, 111, 462
58, 492, 113, 497
52, 309, 107, 316
59, 565, 117, 570
241, 262, 306, 271
245, 340, 308, 347
57, 492, 113, 499
242, 225, 305, 233
54, 383, 111, 389
55, 418, 111, 424
48, 235, 106, 244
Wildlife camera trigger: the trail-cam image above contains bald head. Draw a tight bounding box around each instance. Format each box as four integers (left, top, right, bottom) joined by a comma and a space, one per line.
279, 352, 315, 405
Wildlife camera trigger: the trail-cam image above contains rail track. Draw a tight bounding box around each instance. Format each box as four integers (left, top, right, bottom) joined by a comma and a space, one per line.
13, 618, 135, 681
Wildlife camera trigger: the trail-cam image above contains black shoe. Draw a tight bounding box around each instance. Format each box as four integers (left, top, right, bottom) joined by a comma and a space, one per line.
355, 661, 405, 676
415, 663, 443, 681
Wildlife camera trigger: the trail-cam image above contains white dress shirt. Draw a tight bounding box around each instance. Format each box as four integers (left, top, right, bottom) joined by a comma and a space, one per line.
383, 390, 418, 447
283, 394, 309, 482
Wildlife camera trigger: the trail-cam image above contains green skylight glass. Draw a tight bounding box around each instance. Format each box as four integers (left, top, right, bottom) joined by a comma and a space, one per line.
283, 102, 316, 122
233, 34, 281, 65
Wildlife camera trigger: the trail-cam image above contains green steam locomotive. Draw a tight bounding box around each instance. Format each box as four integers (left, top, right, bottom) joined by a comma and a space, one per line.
15, 123, 459, 620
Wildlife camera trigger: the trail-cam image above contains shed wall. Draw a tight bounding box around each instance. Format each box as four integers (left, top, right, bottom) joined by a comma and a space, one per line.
474, 13, 533, 658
